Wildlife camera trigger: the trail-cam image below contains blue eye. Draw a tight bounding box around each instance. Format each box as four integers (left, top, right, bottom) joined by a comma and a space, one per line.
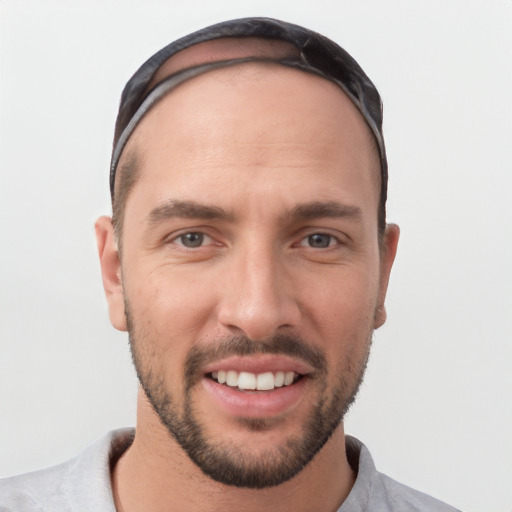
306, 234, 334, 248
178, 232, 204, 248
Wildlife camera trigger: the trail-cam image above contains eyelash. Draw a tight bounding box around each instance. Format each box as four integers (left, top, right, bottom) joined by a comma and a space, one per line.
172, 232, 215, 248
297, 233, 339, 249
168, 231, 341, 250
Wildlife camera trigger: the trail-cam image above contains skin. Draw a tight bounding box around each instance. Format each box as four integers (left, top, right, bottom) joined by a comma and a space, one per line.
96, 62, 399, 512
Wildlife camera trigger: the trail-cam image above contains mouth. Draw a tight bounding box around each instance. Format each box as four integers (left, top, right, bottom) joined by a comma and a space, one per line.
208, 370, 302, 391
200, 356, 312, 418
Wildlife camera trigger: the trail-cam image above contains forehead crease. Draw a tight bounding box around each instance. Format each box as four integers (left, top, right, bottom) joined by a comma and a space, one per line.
147, 37, 300, 91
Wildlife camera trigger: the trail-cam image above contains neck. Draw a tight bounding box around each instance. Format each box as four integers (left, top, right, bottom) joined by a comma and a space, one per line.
112, 391, 355, 512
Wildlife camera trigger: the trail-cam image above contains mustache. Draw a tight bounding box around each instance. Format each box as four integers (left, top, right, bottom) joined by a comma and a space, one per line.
185, 333, 327, 385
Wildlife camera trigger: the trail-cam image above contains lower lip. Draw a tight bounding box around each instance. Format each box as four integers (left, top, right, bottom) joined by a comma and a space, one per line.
202, 377, 308, 418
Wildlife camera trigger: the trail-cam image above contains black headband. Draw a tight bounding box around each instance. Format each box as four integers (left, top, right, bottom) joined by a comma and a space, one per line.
110, 17, 387, 207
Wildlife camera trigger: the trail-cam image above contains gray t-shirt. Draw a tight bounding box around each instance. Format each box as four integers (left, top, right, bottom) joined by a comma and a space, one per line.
0, 429, 461, 511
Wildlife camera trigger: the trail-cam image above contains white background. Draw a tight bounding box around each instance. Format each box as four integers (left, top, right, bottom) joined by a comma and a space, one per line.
0, 1, 511, 511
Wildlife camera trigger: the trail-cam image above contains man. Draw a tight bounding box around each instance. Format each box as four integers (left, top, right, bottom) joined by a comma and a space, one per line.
1, 17, 460, 511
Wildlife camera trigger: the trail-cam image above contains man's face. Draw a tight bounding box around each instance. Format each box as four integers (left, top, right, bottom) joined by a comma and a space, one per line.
100, 63, 398, 488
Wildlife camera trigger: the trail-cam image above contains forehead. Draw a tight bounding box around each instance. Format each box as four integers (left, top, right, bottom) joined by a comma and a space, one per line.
122, 62, 379, 217
130, 61, 376, 163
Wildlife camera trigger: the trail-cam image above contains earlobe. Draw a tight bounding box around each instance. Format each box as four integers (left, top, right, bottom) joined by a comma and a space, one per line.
95, 216, 127, 332
374, 223, 400, 329
374, 305, 387, 329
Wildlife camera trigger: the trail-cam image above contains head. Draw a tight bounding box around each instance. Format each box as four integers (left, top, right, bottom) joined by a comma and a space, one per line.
96, 18, 399, 489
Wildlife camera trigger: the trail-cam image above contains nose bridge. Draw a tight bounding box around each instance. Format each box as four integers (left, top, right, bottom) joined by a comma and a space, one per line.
218, 237, 298, 340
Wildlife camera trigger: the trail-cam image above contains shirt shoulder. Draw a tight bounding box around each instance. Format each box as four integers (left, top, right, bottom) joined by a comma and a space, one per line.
340, 436, 462, 512
0, 459, 73, 511
370, 471, 462, 512
0, 428, 134, 512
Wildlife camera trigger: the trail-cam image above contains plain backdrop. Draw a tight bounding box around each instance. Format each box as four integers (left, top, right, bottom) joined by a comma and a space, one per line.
0, 1, 511, 511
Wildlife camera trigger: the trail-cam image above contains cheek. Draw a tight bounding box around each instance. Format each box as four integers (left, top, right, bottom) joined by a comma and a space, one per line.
308, 278, 376, 385
298, 265, 378, 381
126, 271, 219, 398
302, 264, 380, 334
127, 264, 221, 346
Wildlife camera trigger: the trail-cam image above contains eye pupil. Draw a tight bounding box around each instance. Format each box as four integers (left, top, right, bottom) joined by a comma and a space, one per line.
308, 234, 331, 248
181, 232, 203, 247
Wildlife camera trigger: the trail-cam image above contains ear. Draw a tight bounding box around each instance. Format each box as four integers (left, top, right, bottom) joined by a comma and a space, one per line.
95, 216, 127, 331
374, 223, 400, 329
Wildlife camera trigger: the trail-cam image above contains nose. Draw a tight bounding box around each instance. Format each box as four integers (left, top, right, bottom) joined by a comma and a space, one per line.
217, 243, 301, 341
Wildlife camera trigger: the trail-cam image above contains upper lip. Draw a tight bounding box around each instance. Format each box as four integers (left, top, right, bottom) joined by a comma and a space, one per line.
202, 354, 314, 376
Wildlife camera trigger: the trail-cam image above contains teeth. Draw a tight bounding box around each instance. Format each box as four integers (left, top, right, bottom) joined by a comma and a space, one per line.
211, 370, 299, 390
284, 371, 294, 386
256, 372, 274, 390
238, 372, 256, 390
226, 371, 238, 387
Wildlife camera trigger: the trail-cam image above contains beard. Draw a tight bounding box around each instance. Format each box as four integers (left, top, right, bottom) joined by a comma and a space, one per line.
126, 306, 371, 489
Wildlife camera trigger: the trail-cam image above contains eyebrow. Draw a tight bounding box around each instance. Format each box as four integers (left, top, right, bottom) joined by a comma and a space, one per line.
146, 199, 361, 227
286, 201, 362, 222
146, 200, 233, 225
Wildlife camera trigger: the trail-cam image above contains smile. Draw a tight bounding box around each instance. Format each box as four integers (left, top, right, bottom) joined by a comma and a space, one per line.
209, 370, 300, 391
201, 354, 312, 417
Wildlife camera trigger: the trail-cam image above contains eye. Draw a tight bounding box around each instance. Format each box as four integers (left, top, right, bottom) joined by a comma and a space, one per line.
175, 232, 211, 248
300, 233, 337, 249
